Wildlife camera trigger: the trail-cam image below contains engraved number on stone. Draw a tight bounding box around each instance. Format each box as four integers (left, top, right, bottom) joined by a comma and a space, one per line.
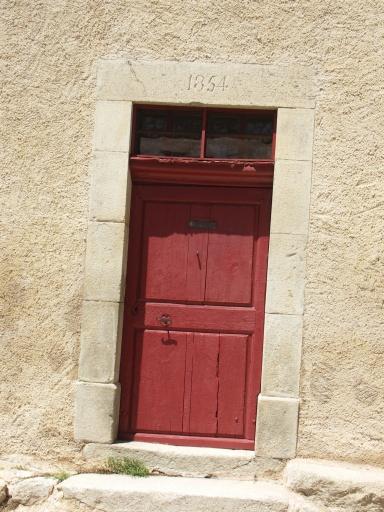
187, 74, 228, 92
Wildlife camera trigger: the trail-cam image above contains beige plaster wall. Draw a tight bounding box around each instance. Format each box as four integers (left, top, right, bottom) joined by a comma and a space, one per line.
1, 0, 383, 464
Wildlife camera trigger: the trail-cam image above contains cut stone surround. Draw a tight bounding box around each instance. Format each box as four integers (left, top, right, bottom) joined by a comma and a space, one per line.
75, 382, 121, 443
75, 59, 315, 459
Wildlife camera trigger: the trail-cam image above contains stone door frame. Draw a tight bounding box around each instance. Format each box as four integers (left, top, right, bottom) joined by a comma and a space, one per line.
74, 59, 315, 459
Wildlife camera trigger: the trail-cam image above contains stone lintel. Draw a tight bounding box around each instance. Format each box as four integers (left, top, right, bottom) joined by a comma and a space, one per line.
96, 59, 315, 109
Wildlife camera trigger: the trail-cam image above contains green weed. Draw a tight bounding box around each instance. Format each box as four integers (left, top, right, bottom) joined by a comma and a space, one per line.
105, 457, 150, 477
52, 470, 71, 482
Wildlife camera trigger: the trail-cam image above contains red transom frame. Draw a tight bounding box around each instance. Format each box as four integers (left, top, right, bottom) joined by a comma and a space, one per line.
130, 105, 276, 188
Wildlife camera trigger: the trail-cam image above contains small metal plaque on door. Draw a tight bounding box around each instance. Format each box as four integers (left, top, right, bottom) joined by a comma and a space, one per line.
188, 219, 217, 230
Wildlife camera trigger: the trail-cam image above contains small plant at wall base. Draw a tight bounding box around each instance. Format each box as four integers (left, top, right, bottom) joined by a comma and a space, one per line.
52, 470, 71, 482
106, 457, 150, 477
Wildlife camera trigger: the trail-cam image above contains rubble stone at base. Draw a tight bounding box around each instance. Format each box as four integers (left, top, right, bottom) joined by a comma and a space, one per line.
8, 477, 58, 506
11, 491, 96, 512
0, 456, 383, 511
0, 479, 7, 504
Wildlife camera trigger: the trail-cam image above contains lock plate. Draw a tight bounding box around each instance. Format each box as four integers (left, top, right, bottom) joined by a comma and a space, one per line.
158, 313, 172, 327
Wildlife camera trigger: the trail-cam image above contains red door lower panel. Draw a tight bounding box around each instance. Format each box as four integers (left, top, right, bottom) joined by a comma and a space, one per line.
119, 185, 271, 449
131, 330, 187, 434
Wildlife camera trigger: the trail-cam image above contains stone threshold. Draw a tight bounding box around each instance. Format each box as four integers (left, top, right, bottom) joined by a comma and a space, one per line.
83, 441, 286, 480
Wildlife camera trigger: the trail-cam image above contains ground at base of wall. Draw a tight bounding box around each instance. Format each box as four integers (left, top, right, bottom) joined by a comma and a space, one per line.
1, 457, 384, 511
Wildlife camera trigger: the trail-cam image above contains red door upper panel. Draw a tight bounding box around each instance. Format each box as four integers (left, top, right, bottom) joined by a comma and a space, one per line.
139, 199, 259, 306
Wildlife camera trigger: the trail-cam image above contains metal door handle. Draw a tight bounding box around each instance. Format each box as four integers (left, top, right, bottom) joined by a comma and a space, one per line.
159, 314, 172, 327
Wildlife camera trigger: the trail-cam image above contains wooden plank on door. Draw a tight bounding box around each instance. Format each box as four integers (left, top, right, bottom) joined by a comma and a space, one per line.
186, 204, 209, 302
141, 201, 189, 302
217, 334, 248, 437
132, 330, 187, 433
205, 204, 255, 305
188, 333, 219, 435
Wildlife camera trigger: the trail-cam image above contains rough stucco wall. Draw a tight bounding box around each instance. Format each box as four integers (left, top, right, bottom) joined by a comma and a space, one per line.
0, 0, 383, 464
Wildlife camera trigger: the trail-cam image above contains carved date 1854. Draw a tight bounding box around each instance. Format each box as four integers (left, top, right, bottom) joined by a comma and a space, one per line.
187, 74, 228, 92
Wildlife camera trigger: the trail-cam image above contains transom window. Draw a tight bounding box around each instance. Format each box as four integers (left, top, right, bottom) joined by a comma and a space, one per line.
133, 106, 276, 161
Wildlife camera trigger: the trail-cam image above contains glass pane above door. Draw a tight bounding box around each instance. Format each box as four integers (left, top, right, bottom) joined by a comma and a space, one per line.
136, 109, 202, 157
206, 112, 274, 159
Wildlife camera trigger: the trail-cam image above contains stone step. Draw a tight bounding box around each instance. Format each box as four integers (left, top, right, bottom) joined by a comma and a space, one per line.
284, 458, 384, 512
60, 473, 297, 512
83, 441, 285, 480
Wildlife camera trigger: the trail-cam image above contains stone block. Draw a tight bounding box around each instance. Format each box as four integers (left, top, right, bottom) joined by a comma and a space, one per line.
265, 234, 307, 315
0, 469, 35, 484
89, 151, 131, 223
275, 109, 315, 161
0, 479, 6, 505
93, 100, 132, 152
9, 477, 57, 506
96, 59, 315, 108
74, 382, 120, 443
261, 314, 303, 398
284, 458, 384, 512
83, 222, 127, 302
288, 496, 322, 512
79, 301, 123, 384
271, 160, 312, 236
256, 395, 299, 459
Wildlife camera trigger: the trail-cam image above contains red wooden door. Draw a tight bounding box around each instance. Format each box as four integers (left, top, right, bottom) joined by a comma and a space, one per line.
119, 184, 271, 449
